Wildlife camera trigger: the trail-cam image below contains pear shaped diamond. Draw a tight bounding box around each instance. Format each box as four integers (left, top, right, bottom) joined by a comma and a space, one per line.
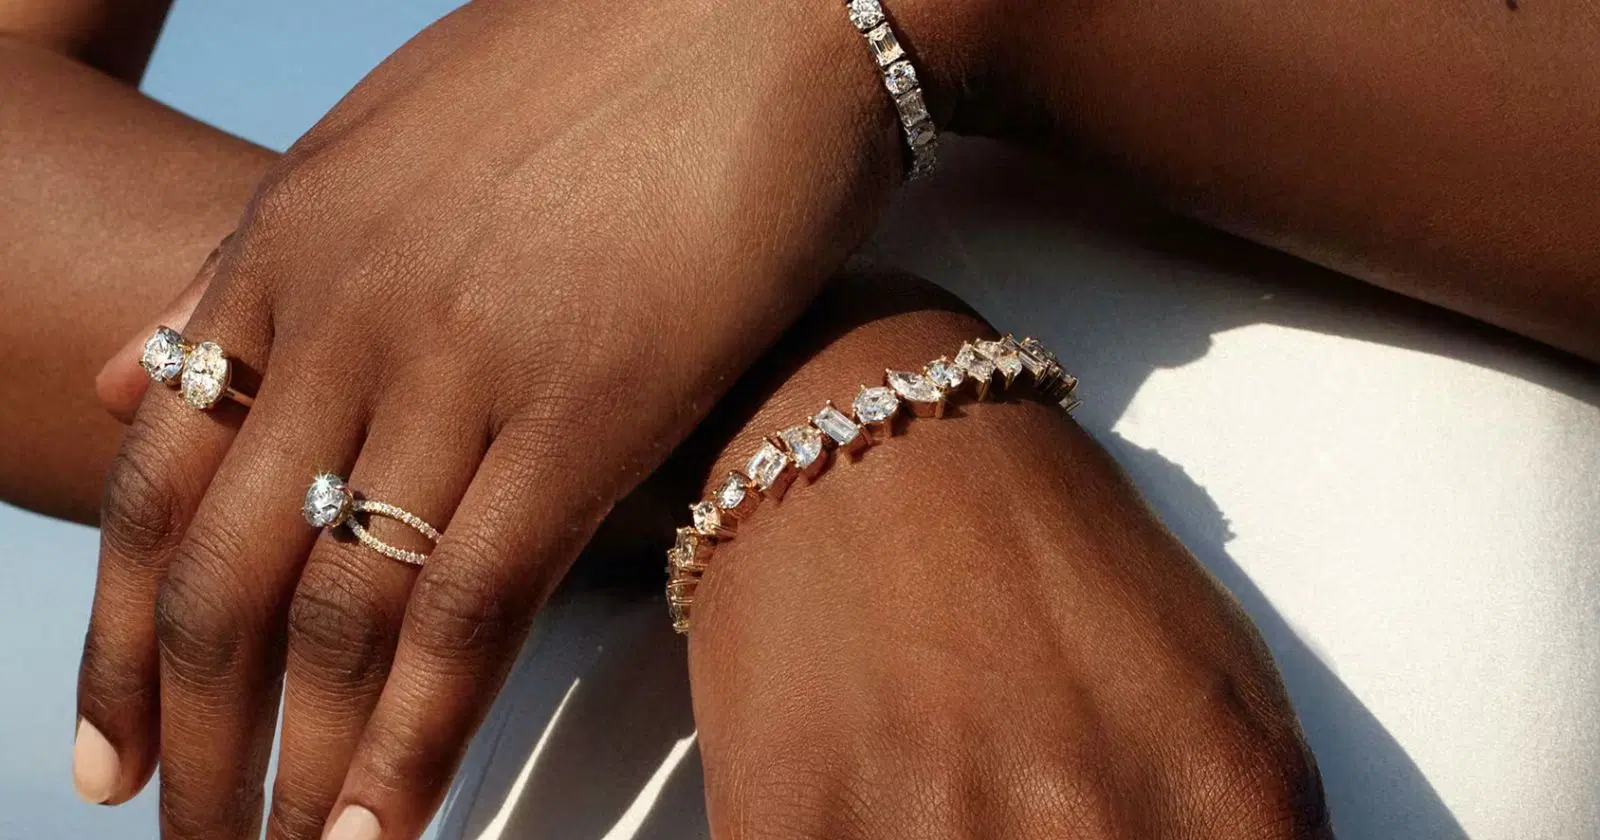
779, 424, 824, 469
925, 358, 964, 390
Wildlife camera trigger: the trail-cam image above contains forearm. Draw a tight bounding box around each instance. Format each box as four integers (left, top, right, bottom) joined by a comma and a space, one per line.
0, 37, 272, 522
905, 0, 1600, 361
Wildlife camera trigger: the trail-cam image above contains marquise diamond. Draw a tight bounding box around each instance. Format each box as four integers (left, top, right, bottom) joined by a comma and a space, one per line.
303, 473, 352, 528
140, 327, 187, 383
886, 370, 942, 404
779, 424, 824, 469
853, 386, 901, 424
180, 340, 229, 409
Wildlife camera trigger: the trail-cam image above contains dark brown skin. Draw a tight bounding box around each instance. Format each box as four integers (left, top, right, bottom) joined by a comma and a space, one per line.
0, 0, 1595, 837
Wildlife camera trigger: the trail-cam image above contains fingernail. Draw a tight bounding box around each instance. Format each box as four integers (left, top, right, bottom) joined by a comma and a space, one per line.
72, 719, 119, 804
326, 804, 381, 840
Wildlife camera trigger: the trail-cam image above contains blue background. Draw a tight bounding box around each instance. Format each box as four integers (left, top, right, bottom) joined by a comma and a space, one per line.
0, 1, 463, 836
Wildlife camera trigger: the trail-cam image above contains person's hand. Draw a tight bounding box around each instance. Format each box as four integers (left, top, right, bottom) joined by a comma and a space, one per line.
72, 0, 973, 836
679, 284, 1331, 839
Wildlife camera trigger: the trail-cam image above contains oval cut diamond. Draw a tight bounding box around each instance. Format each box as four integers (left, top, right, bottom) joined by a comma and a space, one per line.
303, 473, 352, 528
779, 424, 824, 469
140, 327, 187, 383
180, 340, 230, 409
716, 473, 749, 511
690, 501, 722, 536
886, 370, 942, 404
853, 386, 900, 424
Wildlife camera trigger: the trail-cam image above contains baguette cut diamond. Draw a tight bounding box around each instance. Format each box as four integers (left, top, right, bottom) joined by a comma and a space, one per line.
779, 424, 824, 469
180, 340, 229, 410
140, 327, 187, 383
848, 0, 884, 30
895, 90, 930, 127
813, 405, 860, 446
866, 23, 904, 66
746, 442, 790, 491
853, 386, 900, 423
303, 473, 352, 528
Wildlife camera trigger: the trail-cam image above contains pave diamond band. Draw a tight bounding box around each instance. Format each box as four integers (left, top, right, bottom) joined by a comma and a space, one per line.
304, 472, 440, 566
843, 0, 938, 179
665, 334, 1078, 633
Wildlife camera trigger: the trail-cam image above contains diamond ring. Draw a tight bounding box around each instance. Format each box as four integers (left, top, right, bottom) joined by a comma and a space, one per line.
303, 473, 440, 566
139, 326, 256, 410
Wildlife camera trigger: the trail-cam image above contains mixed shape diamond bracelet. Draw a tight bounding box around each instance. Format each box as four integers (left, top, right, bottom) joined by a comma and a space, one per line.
666, 335, 1078, 633
844, 0, 938, 179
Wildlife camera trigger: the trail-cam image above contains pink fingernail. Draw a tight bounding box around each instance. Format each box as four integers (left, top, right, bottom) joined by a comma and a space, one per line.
72, 719, 119, 804
326, 804, 381, 840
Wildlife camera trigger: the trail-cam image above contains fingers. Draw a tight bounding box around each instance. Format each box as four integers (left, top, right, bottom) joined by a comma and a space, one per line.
151, 369, 366, 840
266, 406, 488, 840
75, 286, 269, 806
325, 424, 598, 840
95, 238, 227, 424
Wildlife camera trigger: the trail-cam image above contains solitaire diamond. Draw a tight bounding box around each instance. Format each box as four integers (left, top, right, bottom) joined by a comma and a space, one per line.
884, 60, 918, 95
847, 0, 884, 30
180, 340, 229, 409
140, 327, 187, 383
866, 23, 904, 66
813, 405, 860, 446
926, 358, 964, 390
954, 342, 996, 380
853, 386, 900, 424
779, 424, 824, 469
303, 473, 352, 528
746, 441, 790, 491
690, 501, 722, 536
886, 370, 941, 404
716, 473, 749, 511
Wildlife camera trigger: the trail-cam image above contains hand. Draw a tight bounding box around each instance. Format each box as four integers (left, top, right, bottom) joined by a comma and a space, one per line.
680, 283, 1330, 838
73, 0, 957, 836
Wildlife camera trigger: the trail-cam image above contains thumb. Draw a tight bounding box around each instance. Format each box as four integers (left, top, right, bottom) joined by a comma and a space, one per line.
95, 239, 229, 424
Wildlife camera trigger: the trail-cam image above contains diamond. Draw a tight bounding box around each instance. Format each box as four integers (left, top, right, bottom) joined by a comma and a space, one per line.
1016, 337, 1056, 376
975, 339, 1023, 381
925, 358, 964, 390
140, 327, 187, 383
853, 386, 900, 424
716, 473, 750, 510
746, 441, 790, 491
906, 120, 936, 149
954, 342, 996, 380
886, 370, 942, 403
866, 23, 904, 66
779, 424, 824, 469
813, 404, 860, 446
303, 473, 351, 528
180, 340, 229, 409
884, 60, 918, 95
896, 89, 930, 128
847, 0, 884, 30
690, 501, 722, 536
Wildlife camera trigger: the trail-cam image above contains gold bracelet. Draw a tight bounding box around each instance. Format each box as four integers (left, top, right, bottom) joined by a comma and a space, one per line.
666, 335, 1079, 633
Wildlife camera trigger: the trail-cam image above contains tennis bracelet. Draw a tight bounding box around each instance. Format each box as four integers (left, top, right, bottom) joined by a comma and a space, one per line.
843, 0, 939, 178
666, 335, 1079, 633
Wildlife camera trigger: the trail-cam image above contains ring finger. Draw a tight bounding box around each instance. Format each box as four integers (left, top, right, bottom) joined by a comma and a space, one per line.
267, 403, 489, 840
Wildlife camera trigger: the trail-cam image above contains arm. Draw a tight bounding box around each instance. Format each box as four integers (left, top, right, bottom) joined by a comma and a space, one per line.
0, 30, 271, 522
919, 0, 1600, 360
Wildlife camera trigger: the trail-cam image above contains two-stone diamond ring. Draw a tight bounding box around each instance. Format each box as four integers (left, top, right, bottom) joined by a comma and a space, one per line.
138, 325, 255, 411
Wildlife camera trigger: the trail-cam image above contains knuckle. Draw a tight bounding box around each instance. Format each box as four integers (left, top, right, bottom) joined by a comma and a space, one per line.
154, 548, 250, 681
1191, 713, 1330, 839
405, 556, 529, 666
100, 435, 187, 566
160, 782, 263, 840
358, 715, 455, 797
287, 554, 399, 685
78, 629, 154, 711
716, 747, 877, 840
265, 779, 335, 840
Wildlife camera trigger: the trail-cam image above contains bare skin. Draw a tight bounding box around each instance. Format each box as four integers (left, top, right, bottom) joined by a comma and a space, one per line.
0, 0, 1594, 838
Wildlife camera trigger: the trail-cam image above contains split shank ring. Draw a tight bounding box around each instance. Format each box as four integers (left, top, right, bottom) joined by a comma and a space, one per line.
140, 325, 256, 410
303, 473, 440, 566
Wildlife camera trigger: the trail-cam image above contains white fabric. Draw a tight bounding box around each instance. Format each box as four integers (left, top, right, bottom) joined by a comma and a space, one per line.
439, 138, 1600, 840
